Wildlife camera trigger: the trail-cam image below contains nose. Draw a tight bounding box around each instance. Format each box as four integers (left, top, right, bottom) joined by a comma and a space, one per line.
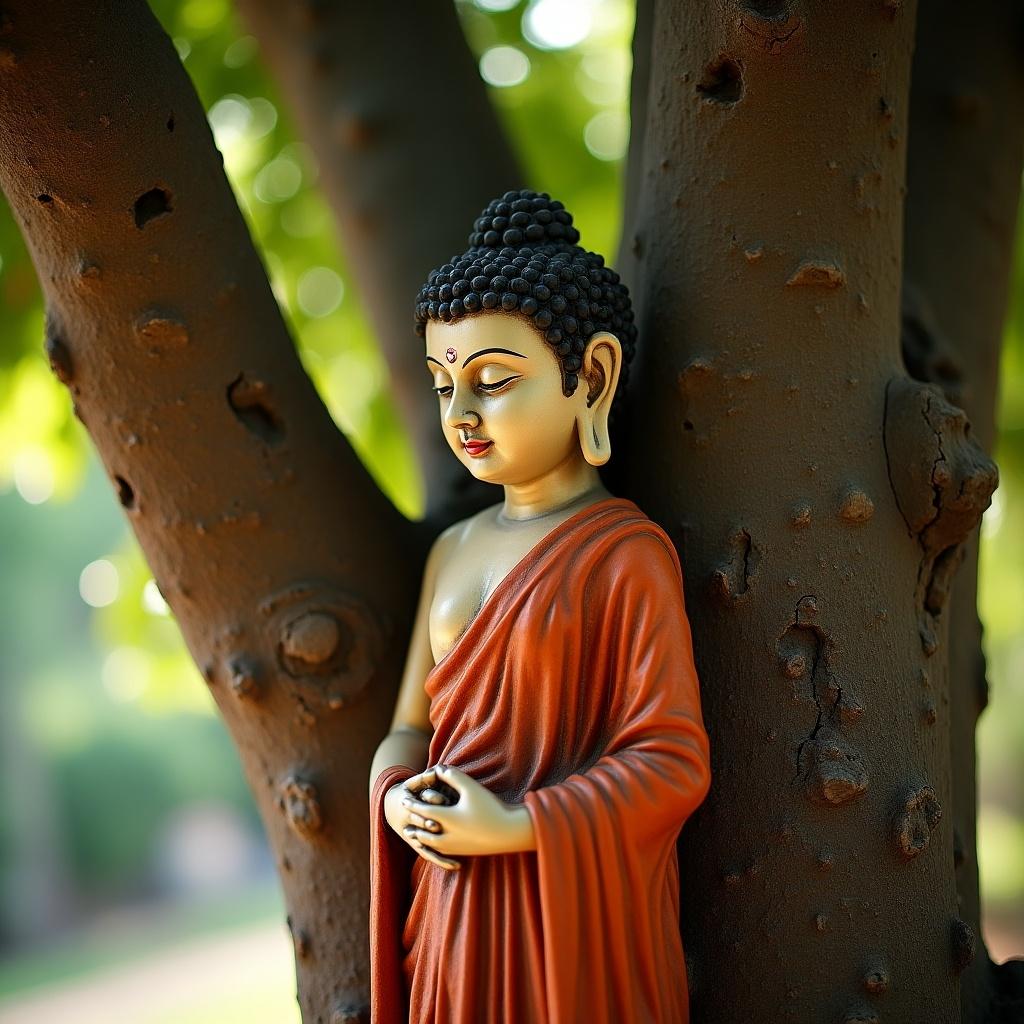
443, 393, 480, 432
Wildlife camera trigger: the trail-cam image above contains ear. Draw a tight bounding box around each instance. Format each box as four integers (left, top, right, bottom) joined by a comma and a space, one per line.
575, 331, 622, 467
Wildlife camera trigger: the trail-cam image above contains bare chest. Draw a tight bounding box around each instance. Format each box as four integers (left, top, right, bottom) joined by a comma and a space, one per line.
428, 527, 549, 664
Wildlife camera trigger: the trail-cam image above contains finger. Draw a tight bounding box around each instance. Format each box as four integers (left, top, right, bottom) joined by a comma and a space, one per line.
408, 811, 441, 833
436, 764, 471, 792
402, 796, 452, 824
401, 829, 444, 865
405, 767, 439, 793
409, 837, 460, 871
417, 787, 448, 805
404, 825, 451, 853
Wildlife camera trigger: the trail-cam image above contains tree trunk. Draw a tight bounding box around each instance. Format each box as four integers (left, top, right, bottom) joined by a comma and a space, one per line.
233, 0, 520, 528
902, 2, 1024, 1019
620, 2, 996, 1020
1, 1, 1016, 1021
0, 3, 418, 1019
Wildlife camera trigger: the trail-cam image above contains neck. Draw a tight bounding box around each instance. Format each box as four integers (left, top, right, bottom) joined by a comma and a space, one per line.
498, 453, 610, 523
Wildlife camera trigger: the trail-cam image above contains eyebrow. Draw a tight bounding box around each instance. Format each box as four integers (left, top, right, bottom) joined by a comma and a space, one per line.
425, 347, 527, 369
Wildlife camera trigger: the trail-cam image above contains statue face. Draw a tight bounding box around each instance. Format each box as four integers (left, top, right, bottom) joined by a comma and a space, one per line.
425, 313, 587, 486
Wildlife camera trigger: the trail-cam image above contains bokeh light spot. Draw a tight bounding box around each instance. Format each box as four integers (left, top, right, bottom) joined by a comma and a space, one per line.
297, 267, 345, 318
208, 95, 252, 150
223, 34, 258, 69
584, 110, 629, 161
181, 0, 228, 32
247, 97, 278, 140
523, 0, 593, 50
101, 646, 151, 703
79, 558, 119, 608
480, 46, 531, 88
253, 154, 303, 203
13, 446, 54, 504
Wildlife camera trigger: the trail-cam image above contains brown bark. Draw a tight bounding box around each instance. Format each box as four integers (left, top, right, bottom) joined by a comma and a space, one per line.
233, 0, 521, 528
620, 2, 995, 1020
0, 2, 418, 1019
903, 2, 1024, 1019
3, 0, 1018, 1019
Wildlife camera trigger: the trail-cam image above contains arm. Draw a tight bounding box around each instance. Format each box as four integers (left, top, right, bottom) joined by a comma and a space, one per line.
369, 523, 466, 870
368, 524, 454, 798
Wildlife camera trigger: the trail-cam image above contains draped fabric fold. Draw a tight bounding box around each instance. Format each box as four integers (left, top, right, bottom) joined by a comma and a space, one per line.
369, 497, 711, 1023
370, 764, 418, 1024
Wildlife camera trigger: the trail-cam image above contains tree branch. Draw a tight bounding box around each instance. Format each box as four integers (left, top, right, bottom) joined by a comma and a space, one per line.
234, 0, 523, 528
0, 2, 420, 1017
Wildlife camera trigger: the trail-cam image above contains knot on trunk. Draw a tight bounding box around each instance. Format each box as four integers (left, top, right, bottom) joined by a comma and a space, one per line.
260, 581, 386, 710
893, 784, 942, 860
883, 377, 998, 653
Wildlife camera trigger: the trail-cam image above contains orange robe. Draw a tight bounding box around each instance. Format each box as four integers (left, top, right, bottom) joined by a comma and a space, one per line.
370, 497, 711, 1023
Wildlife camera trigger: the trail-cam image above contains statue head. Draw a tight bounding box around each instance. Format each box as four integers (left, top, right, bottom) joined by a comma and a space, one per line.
414, 189, 636, 486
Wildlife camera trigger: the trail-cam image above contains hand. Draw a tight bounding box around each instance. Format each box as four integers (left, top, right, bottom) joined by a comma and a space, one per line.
401, 764, 536, 859
384, 779, 459, 871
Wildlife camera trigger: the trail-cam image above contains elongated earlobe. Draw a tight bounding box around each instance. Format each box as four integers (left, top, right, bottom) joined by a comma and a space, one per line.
576, 332, 621, 467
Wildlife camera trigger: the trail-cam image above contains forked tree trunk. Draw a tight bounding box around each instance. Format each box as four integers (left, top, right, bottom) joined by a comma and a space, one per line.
232, 0, 519, 526
1, 1, 1017, 1021
619, 2, 996, 1020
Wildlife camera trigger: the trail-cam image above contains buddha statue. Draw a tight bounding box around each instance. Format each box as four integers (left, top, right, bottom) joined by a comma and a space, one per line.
368, 189, 711, 1023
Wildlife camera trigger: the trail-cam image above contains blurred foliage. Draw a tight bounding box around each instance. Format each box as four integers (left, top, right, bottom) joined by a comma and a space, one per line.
976, 196, 1024, 917
53, 713, 261, 891
0, 0, 1020, 963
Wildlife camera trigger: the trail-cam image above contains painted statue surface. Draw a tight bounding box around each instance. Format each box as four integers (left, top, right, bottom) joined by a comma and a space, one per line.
368, 190, 711, 1023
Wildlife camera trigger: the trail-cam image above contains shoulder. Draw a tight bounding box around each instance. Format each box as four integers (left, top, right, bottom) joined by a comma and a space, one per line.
581, 504, 683, 585
426, 502, 499, 573
579, 514, 690, 627
557, 508, 687, 628
598, 520, 684, 585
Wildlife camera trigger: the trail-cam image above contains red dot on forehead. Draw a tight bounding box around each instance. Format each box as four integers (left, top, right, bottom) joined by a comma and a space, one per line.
445, 347, 457, 363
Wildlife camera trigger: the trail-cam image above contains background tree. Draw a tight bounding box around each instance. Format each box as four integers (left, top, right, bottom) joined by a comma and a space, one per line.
0, 1, 1020, 1022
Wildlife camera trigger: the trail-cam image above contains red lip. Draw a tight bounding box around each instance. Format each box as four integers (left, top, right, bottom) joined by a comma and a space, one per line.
463, 440, 493, 457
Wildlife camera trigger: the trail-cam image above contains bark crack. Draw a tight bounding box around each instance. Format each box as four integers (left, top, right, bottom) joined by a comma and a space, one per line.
881, 376, 914, 537
791, 596, 824, 781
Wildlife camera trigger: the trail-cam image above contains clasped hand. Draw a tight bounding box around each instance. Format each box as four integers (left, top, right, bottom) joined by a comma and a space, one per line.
384, 764, 530, 871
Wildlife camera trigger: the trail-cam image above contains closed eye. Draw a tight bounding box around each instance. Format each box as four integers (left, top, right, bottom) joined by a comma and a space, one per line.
478, 375, 520, 392
431, 375, 521, 397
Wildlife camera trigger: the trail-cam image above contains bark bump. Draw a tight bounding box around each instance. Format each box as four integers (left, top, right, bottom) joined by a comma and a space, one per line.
261, 582, 386, 710
227, 372, 286, 445
135, 311, 190, 350
883, 376, 998, 655
44, 330, 74, 385
786, 259, 847, 289
894, 784, 942, 860
226, 653, 262, 701
951, 916, 977, 975
279, 774, 324, 839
